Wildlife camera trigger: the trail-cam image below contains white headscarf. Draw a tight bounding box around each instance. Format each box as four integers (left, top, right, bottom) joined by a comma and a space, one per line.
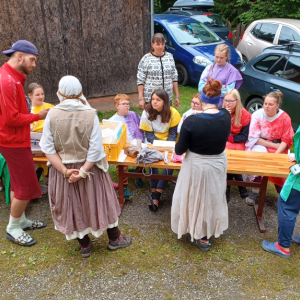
54, 75, 94, 111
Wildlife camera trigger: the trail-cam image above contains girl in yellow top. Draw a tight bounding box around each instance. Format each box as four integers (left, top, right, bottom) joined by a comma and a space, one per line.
28, 83, 54, 133
28, 83, 53, 194
140, 88, 181, 212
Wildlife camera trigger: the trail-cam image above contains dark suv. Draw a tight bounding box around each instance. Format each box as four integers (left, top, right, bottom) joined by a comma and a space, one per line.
239, 41, 300, 130
164, 7, 233, 45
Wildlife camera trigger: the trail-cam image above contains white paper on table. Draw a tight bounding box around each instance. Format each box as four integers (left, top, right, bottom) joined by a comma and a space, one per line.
117, 150, 127, 162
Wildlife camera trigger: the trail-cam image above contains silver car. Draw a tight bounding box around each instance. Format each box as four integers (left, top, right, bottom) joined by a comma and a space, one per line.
237, 19, 300, 63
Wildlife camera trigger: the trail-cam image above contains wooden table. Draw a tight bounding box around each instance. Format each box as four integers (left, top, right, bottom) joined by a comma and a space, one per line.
33, 150, 293, 233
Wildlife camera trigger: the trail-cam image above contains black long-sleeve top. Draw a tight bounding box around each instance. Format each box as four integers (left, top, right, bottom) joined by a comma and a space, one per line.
175, 108, 231, 155
230, 123, 250, 143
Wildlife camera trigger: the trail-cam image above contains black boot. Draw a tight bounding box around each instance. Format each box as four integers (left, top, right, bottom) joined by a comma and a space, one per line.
234, 174, 249, 199
226, 186, 231, 203
238, 186, 249, 199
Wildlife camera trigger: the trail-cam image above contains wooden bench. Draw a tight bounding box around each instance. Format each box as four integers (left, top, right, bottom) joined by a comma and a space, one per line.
33, 149, 293, 233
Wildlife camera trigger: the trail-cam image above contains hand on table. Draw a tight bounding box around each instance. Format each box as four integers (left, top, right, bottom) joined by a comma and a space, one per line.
289, 157, 296, 163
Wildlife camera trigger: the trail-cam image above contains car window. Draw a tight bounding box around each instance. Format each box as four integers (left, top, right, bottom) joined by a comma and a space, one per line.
168, 22, 220, 45
251, 23, 279, 43
154, 22, 175, 48
253, 55, 281, 72
192, 14, 226, 28
278, 26, 300, 45
269, 56, 288, 76
281, 56, 300, 84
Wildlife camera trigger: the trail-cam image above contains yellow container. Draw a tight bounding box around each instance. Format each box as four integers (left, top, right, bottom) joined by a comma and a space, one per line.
101, 124, 127, 161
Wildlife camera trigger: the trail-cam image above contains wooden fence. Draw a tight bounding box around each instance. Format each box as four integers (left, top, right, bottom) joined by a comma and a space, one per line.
0, 0, 150, 103
225, 21, 247, 48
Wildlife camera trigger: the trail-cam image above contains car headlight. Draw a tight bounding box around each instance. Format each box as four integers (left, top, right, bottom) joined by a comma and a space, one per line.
236, 50, 243, 63
193, 56, 212, 67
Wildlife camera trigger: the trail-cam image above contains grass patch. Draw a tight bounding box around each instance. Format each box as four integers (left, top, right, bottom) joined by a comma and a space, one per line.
0, 190, 300, 299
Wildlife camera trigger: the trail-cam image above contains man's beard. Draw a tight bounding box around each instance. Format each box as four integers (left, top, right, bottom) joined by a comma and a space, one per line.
21, 65, 32, 75
20, 60, 33, 75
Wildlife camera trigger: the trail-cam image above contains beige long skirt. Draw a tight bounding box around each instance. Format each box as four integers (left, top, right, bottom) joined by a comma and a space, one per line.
48, 163, 121, 240
171, 151, 228, 241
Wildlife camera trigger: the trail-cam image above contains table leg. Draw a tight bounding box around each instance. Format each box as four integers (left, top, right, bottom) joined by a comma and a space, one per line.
118, 165, 125, 209
254, 176, 268, 233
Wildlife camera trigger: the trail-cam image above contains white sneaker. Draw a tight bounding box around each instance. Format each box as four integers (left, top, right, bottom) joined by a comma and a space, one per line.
246, 191, 258, 206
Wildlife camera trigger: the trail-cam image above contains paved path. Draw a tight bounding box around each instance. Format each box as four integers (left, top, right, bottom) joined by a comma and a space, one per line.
51, 93, 140, 112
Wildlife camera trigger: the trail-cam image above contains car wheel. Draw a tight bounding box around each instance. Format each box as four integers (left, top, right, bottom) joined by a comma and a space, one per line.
242, 55, 248, 65
246, 98, 264, 114
176, 64, 189, 86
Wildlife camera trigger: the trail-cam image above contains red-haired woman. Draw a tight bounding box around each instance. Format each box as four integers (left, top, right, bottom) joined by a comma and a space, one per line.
172, 80, 231, 252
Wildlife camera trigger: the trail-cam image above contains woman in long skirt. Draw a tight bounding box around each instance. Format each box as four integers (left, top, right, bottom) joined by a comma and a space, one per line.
40, 75, 131, 258
171, 79, 231, 252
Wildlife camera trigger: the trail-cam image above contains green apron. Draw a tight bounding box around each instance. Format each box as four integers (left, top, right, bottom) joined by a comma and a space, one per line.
280, 126, 300, 202
0, 154, 11, 204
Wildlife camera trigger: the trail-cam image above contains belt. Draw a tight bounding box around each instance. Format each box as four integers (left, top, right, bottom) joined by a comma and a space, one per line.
262, 138, 282, 144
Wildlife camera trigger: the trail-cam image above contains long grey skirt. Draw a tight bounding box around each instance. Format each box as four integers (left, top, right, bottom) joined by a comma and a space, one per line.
171, 150, 228, 241
48, 163, 121, 240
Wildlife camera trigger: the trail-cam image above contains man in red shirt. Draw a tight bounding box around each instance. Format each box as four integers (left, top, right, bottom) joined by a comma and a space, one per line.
0, 40, 49, 246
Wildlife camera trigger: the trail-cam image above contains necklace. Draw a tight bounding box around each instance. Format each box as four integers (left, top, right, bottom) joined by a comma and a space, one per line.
202, 107, 218, 112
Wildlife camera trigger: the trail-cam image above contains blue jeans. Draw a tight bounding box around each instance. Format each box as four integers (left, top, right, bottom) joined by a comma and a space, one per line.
278, 188, 300, 248
149, 168, 174, 190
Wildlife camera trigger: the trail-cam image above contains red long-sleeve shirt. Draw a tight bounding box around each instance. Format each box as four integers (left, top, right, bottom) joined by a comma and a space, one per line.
0, 63, 39, 148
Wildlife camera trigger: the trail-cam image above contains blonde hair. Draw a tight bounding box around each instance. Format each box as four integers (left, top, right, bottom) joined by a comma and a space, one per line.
264, 91, 283, 107
223, 89, 243, 127
209, 44, 231, 80
114, 94, 130, 105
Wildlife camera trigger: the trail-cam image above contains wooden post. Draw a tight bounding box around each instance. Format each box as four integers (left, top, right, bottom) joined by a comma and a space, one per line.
254, 176, 269, 233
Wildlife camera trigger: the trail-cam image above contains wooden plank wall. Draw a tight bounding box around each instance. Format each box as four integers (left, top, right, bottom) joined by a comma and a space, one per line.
0, 0, 150, 102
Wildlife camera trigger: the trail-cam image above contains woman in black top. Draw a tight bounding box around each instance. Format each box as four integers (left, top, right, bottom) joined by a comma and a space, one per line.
171, 79, 231, 252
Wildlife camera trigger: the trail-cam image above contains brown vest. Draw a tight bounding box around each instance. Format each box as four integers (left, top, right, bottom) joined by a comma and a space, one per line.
49, 108, 95, 163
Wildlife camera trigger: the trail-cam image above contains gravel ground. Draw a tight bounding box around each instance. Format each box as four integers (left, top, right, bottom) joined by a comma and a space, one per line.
0, 179, 300, 300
